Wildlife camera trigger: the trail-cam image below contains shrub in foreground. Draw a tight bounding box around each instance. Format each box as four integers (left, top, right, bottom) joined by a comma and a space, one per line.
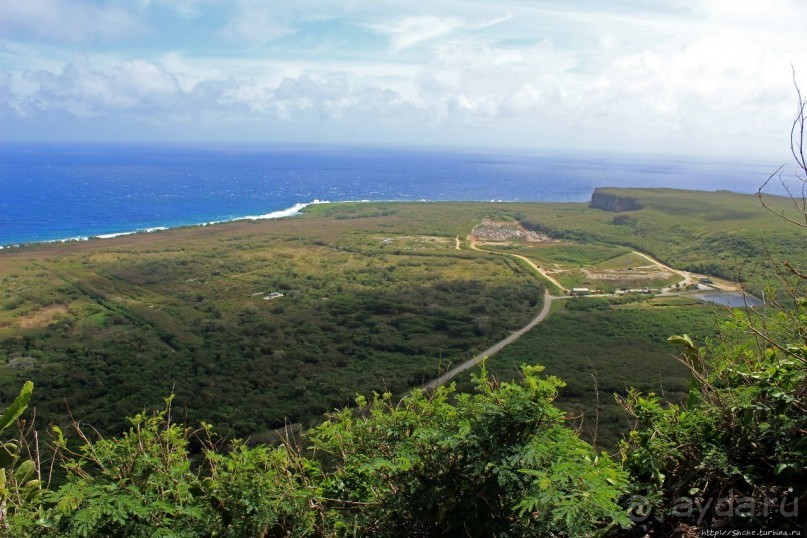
3, 365, 630, 536
621, 306, 806, 532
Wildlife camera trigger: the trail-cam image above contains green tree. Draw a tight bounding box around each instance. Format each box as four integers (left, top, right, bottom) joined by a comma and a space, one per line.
14, 365, 631, 536
35, 398, 209, 537
311, 364, 630, 536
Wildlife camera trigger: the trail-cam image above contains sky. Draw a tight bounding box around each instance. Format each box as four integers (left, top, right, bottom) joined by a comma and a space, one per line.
1, 0, 807, 159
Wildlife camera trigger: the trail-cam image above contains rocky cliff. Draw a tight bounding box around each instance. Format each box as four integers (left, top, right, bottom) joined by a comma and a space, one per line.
589, 189, 643, 212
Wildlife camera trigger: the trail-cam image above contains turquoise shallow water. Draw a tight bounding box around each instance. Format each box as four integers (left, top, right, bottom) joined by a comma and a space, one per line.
0, 143, 779, 246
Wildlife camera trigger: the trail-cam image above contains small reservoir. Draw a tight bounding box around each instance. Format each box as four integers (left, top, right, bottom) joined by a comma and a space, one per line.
693, 291, 763, 308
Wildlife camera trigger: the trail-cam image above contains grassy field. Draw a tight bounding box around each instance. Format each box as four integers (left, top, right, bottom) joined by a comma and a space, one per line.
515, 188, 805, 294
502, 245, 679, 291
0, 190, 801, 441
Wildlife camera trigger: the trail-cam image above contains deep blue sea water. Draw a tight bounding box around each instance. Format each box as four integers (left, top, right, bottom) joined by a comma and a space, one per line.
0, 144, 782, 247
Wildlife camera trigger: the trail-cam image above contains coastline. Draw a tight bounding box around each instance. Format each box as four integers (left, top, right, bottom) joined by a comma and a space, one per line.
1, 145, 783, 252
0, 198, 516, 250
1, 184, 787, 251
0, 199, 333, 250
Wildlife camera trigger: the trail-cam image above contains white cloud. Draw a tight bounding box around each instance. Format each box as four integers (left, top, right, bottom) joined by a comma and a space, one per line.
22, 59, 181, 117
415, 41, 577, 123
370, 16, 463, 52
586, 22, 802, 146
1, 0, 806, 155
6, 54, 412, 128
0, 69, 17, 115
137, 0, 212, 19
472, 13, 513, 30
0, 0, 143, 43
368, 12, 516, 52
219, 1, 296, 46
216, 71, 412, 124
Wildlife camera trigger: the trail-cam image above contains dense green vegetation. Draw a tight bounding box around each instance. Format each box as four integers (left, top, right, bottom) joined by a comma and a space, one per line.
1, 369, 631, 536
0, 208, 543, 438
1, 289, 803, 535
1, 189, 802, 443
311, 189, 806, 296
518, 243, 633, 266
456, 298, 721, 449
621, 301, 806, 531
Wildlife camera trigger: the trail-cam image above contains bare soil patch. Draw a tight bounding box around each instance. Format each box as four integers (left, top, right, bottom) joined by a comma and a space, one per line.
470, 219, 557, 244
17, 304, 69, 328
581, 268, 674, 281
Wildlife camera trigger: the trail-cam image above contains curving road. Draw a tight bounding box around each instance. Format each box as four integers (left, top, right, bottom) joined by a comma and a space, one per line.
631, 250, 739, 292
422, 290, 558, 389
422, 235, 748, 390
468, 241, 568, 292
423, 238, 565, 389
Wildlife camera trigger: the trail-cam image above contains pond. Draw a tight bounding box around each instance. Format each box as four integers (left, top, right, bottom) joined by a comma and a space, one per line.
693, 291, 764, 308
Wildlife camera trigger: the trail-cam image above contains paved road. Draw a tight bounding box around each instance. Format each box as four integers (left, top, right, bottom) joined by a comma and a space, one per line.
422, 238, 566, 390
422, 290, 558, 389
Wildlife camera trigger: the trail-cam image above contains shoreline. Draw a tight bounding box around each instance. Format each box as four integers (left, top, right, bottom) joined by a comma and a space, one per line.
0, 185, 785, 251
0, 198, 524, 250
0, 199, 335, 250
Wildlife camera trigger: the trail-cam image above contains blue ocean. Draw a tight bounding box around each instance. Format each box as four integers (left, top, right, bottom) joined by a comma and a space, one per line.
0, 144, 782, 247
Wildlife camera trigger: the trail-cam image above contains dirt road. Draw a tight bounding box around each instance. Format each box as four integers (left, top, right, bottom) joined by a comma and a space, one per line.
422, 237, 567, 389
632, 250, 740, 291
469, 241, 568, 292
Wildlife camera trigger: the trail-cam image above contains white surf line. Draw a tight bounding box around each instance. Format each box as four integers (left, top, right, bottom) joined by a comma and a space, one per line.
423, 290, 558, 389
1, 200, 335, 250
95, 227, 169, 239
201, 199, 331, 225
